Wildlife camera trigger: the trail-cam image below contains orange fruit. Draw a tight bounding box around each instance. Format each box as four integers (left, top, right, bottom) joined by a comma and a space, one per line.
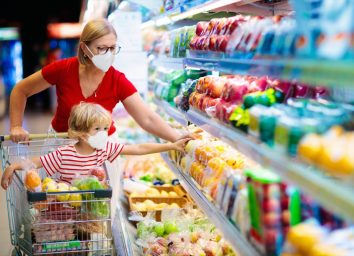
25, 170, 41, 192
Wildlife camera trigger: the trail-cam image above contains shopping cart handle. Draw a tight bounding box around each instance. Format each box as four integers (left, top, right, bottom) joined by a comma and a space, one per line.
0, 132, 68, 141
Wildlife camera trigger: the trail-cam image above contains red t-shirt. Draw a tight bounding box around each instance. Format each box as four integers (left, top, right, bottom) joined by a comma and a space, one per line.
42, 57, 137, 135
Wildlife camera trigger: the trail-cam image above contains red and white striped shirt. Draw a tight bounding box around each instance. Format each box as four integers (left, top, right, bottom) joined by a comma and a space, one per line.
40, 141, 124, 183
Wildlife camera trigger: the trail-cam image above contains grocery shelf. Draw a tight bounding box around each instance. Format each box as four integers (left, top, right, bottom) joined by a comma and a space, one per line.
153, 98, 189, 126
184, 50, 354, 88
141, 0, 265, 29
112, 201, 134, 256
154, 98, 354, 222
153, 56, 185, 70
160, 152, 261, 256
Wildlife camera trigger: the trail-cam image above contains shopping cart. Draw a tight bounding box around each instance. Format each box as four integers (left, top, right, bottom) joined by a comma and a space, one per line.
0, 133, 114, 256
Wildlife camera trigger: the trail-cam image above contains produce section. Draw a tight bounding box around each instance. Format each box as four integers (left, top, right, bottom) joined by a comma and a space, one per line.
2, 0, 354, 255
133, 0, 354, 255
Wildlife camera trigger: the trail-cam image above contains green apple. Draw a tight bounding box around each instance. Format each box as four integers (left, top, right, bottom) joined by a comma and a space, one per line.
164, 221, 178, 235
153, 222, 165, 237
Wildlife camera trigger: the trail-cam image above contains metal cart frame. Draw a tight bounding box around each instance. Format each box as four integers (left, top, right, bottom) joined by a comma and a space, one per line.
0, 133, 114, 256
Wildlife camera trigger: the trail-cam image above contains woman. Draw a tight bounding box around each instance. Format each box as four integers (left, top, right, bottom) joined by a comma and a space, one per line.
9, 18, 184, 143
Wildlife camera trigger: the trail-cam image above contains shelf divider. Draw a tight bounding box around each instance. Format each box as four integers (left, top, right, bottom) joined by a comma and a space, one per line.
160, 152, 261, 256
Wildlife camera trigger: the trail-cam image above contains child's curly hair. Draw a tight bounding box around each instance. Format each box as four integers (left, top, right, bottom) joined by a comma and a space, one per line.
68, 102, 111, 139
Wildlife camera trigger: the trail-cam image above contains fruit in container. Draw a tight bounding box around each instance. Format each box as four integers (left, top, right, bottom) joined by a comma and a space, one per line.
25, 170, 42, 192
217, 35, 230, 52
153, 222, 165, 237
192, 93, 205, 110
263, 212, 281, 227
143, 200, 156, 211
189, 162, 205, 184
262, 198, 281, 212
56, 182, 70, 202
264, 229, 279, 246
164, 220, 178, 234
168, 203, 180, 209
90, 167, 106, 181
216, 101, 239, 123
197, 36, 209, 50
137, 222, 151, 238
208, 34, 218, 51
189, 36, 199, 50
160, 190, 169, 197
168, 191, 178, 197
42, 177, 54, 186
207, 157, 226, 174
198, 146, 218, 164
221, 80, 249, 103
185, 139, 202, 156
145, 187, 160, 197
214, 18, 227, 35
42, 180, 58, 192
68, 187, 82, 207
206, 77, 226, 98
298, 133, 322, 163
195, 21, 208, 36
205, 19, 219, 36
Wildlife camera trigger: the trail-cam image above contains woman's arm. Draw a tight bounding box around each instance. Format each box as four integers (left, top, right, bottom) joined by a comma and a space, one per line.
1, 157, 42, 189
10, 71, 52, 142
120, 138, 189, 155
122, 93, 181, 142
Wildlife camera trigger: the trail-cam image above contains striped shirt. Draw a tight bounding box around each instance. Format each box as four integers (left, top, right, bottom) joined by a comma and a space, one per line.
40, 142, 124, 183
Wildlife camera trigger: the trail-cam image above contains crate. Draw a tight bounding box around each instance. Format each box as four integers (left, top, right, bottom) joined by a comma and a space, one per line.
128, 196, 192, 222
124, 184, 187, 198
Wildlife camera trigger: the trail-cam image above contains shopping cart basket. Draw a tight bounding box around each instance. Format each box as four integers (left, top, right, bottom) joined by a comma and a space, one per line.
0, 133, 114, 256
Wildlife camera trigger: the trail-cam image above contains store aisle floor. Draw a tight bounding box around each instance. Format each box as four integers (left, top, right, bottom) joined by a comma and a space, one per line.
0, 112, 53, 256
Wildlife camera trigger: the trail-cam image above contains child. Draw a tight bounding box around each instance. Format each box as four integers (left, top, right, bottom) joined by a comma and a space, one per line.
1, 102, 189, 189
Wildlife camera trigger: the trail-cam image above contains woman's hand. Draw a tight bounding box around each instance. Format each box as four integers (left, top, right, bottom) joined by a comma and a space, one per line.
172, 138, 191, 153
10, 126, 29, 143
1, 166, 15, 190
175, 129, 203, 142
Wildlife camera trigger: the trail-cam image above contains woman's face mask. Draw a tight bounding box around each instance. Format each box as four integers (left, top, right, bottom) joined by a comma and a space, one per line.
85, 44, 115, 72
87, 130, 108, 149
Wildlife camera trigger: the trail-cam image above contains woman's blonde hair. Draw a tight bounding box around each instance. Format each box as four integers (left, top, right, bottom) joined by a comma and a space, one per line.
78, 18, 117, 65
68, 102, 112, 139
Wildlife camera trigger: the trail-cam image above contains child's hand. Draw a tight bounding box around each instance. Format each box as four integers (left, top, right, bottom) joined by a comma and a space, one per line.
172, 138, 191, 153
1, 166, 15, 190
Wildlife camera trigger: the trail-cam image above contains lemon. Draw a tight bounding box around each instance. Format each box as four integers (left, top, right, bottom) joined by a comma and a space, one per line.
56, 183, 70, 202
68, 187, 82, 207
43, 181, 58, 192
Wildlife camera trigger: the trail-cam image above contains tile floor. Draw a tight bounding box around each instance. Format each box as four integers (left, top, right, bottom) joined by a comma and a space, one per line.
0, 111, 53, 256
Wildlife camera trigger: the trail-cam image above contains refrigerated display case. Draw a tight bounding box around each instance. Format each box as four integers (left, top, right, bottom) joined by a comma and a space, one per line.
110, 0, 354, 255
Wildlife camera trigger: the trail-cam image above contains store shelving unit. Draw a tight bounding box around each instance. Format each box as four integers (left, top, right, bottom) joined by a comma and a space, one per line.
112, 201, 135, 256
154, 98, 354, 223
153, 98, 188, 126
160, 152, 261, 256
142, 0, 288, 29
153, 55, 185, 70
142, 0, 354, 255
185, 50, 354, 88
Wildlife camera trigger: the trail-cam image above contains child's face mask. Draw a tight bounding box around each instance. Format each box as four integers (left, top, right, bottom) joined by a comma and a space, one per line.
87, 131, 108, 149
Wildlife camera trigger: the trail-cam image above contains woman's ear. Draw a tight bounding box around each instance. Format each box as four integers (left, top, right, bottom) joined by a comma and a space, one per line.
80, 42, 91, 58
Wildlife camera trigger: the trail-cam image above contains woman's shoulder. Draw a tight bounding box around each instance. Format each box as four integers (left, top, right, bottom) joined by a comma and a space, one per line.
43, 56, 78, 69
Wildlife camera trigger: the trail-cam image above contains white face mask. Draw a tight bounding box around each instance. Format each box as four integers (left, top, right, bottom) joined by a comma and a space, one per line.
87, 131, 108, 150
85, 44, 115, 72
